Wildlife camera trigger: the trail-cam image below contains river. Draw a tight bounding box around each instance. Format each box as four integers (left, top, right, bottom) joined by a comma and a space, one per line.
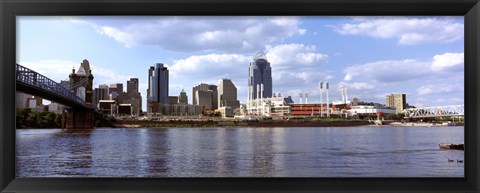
16, 126, 464, 177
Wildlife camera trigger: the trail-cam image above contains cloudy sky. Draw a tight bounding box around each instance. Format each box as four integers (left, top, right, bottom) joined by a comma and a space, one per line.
17, 16, 464, 111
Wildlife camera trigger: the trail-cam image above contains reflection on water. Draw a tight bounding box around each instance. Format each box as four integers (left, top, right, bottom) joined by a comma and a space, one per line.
16, 126, 464, 177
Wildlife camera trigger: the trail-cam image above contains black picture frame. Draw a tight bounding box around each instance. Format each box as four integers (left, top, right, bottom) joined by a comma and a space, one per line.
1, 0, 479, 192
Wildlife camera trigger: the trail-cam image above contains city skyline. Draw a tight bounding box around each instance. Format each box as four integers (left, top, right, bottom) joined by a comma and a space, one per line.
17, 16, 464, 111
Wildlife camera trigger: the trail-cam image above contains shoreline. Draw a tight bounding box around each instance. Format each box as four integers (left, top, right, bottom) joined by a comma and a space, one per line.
111, 120, 373, 128
384, 121, 464, 127
16, 120, 464, 129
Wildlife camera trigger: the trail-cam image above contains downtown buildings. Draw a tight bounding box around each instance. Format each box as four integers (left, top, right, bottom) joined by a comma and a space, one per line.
117, 78, 142, 116
246, 51, 292, 116
147, 63, 202, 116
94, 78, 143, 116
192, 79, 240, 117
192, 81, 241, 108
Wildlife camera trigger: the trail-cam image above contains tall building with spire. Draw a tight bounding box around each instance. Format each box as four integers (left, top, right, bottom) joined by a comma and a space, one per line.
248, 51, 272, 100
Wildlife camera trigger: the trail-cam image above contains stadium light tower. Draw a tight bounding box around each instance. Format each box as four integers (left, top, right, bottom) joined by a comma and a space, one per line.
326, 81, 330, 117
319, 81, 323, 117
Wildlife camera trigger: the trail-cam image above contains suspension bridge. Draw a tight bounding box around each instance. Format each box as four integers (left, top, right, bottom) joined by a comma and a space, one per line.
16, 61, 95, 129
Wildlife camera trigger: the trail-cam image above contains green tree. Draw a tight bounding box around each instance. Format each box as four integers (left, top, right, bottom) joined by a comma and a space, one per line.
16, 108, 31, 128
26, 111, 39, 127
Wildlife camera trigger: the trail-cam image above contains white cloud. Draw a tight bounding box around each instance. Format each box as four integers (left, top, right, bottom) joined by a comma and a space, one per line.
266, 44, 328, 70
73, 16, 306, 52
340, 52, 464, 107
273, 71, 324, 85
342, 52, 464, 83
432, 98, 463, 106
343, 73, 353, 81
416, 83, 463, 95
168, 43, 329, 91
413, 97, 428, 107
330, 17, 463, 45
431, 52, 464, 71
20, 60, 76, 82
170, 54, 250, 81
298, 29, 307, 35
339, 82, 376, 90
343, 59, 431, 83
325, 75, 334, 80
90, 66, 131, 87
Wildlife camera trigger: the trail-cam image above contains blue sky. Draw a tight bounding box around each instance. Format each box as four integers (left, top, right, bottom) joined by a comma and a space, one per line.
17, 16, 464, 111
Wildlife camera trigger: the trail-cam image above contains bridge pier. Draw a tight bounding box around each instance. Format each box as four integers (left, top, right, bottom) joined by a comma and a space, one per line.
64, 108, 94, 129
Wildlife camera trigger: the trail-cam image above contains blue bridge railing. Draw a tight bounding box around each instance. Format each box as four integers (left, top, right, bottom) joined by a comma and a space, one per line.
16, 64, 85, 105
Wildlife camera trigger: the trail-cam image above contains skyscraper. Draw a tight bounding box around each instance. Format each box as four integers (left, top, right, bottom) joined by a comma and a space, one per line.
117, 78, 142, 116
192, 83, 218, 110
248, 50, 272, 100
147, 66, 154, 101
127, 78, 139, 93
108, 83, 123, 100
386, 93, 406, 113
94, 84, 109, 106
148, 63, 169, 104
218, 78, 240, 109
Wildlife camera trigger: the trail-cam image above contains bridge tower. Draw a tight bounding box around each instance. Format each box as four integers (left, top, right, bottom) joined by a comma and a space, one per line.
69, 59, 94, 104
64, 59, 95, 129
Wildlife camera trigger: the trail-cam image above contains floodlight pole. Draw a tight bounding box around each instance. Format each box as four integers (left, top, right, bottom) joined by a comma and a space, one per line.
319, 81, 323, 117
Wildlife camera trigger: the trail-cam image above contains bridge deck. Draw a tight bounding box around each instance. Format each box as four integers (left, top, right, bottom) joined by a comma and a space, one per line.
16, 64, 93, 109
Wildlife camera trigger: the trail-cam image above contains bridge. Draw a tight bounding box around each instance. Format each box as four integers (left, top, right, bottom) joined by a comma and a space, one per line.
403, 105, 464, 119
16, 61, 95, 129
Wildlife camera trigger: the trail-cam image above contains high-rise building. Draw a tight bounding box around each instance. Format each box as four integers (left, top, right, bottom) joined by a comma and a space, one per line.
218, 78, 240, 109
109, 83, 123, 94
147, 66, 154, 101
16, 92, 33, 109
127, 78, 139, 93
108, 83, 123, 100
386, 93, 406, 113
117, 78, 142, 116
192, 83, 218, 110
178, 89, 188, 104
148, 63, 169, 104
94, 84, 109, 106
248, 51, 272, 100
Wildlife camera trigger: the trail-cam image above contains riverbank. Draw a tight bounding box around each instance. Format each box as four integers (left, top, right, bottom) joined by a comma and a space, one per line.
112, 119, 373, 128
385, 121, 464, 127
